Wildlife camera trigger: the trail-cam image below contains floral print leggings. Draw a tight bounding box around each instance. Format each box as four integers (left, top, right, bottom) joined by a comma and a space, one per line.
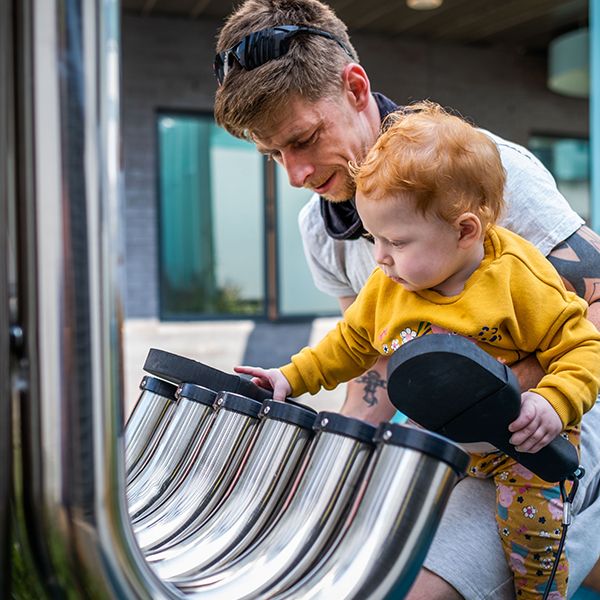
468, 427, 580, 600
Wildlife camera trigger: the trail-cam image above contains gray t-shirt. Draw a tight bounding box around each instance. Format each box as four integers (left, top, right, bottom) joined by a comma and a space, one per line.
299, 129, 584, 299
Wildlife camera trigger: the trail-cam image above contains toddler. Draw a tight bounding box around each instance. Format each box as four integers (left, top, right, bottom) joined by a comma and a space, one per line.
236, 102, 600, 599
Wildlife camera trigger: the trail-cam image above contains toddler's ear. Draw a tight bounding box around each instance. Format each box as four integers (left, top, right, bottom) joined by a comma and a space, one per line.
456, 212, 483, 248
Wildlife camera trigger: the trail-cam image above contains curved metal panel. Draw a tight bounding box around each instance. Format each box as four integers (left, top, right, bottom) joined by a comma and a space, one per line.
126, 390, 177, 480
133, 407, 258, 551
146, 417, 312, 580
279, 443, 461, 599
126, 399, 215, 516
129, 409, 219, 522
175, 430, 373, 599
13, 0, 178, 596
0, 0, 15, 593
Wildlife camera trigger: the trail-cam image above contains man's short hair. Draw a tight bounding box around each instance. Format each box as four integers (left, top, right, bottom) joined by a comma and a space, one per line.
354, 101, 506, 230
214, 0, 358, 139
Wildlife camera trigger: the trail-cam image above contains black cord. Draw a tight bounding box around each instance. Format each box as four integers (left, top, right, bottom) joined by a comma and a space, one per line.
541, 468, 584, 600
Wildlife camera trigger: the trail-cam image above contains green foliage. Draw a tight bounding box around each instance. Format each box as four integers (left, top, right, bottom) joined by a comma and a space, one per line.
162, 277, 263, 317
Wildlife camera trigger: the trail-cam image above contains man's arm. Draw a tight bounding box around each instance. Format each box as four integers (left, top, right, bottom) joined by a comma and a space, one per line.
337, 295, 397, 424
512, 225, 600, 391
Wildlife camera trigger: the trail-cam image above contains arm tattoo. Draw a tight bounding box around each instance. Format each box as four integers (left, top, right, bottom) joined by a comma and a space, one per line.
355, 370, 387, 407
547, 226, 600, 304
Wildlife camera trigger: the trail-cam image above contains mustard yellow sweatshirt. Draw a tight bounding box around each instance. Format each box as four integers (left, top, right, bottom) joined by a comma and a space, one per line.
281, 227, 600, 427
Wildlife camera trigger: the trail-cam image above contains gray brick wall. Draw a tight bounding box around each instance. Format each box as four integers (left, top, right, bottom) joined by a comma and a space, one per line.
122, 14, 588, 318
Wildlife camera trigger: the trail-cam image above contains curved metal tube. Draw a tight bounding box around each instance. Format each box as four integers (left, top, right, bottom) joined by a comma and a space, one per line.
130, 408, 220, 523
126, 389, 177, 479
146, 417, 312, 580
14, 0, 176, 596
134, 407, 259, 551
174, 430, 373, 599
127, 398, 215, 517
277, 440, 464, 599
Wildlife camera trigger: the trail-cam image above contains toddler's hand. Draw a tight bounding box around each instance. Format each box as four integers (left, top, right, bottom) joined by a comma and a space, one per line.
234, 365, 292, 401
508, 391, 563, 453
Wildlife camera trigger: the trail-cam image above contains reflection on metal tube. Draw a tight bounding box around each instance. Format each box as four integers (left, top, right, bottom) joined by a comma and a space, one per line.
125, 380, 179, 480
0, 0, 14, 592
146, 407, 313, 580
14, 0, 176, 596
278, 423, 469, 600
176, 414, 375, 600
134, 393, 261, 551
126, 385, 216, 518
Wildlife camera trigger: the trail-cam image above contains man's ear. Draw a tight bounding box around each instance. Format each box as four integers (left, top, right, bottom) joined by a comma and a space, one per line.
342, 63, 371, 112
455, 212, 483, 248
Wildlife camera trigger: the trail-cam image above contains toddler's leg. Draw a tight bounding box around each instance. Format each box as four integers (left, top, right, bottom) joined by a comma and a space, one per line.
471, 428, 580, 599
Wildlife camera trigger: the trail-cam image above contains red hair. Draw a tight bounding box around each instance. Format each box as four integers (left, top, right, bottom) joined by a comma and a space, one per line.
353, 101, 505, 229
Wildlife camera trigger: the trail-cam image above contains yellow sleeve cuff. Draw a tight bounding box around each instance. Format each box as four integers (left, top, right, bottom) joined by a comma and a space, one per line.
280, 363, 308, 397
532, 386, 579, 429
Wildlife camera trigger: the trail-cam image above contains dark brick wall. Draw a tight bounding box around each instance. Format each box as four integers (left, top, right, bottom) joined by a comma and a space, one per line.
122, 14, 588, 318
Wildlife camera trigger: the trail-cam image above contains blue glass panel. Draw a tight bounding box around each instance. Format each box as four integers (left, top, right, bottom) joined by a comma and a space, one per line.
158, 114, 264, 318
530, 135, 590, 222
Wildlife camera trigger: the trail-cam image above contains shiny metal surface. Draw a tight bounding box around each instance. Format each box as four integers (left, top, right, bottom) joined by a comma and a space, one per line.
126, 389, 177, 479
129, 407, 219, 522
12, 0, 175, 596
134, 406, 259, 551
127, 397, 215, 517
278, 442, 463, 600
175, 430, 373, 599
0, 0, 14, 590
146, 417, 312, 580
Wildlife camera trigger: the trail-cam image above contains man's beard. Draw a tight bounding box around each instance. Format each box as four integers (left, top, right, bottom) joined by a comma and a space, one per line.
319, 169, 356, 203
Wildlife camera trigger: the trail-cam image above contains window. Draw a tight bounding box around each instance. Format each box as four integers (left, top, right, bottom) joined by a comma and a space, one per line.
158, 113, 265, 318
157, 112, 341, 321
276, 165, 339, 317
529, 136, 590, 222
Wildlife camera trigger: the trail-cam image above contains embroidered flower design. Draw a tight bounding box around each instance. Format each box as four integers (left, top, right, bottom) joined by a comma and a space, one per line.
400, 328, 418, 344
382, 344, 389, 354
540, 557, 554, 570
498, 471, 509, 480
477, 326, 502, 343
523, 505, 537, 519
390, 338, 400, 351
502, 527, 510, 536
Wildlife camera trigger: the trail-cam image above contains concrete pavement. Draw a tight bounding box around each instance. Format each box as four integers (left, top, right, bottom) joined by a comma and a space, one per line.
123, 317, 346, 419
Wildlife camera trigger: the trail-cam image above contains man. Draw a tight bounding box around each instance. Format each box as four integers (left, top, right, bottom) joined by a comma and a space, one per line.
213, 1, 600, 598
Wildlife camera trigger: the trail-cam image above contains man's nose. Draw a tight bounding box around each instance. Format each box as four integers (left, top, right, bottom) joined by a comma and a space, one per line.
283, 151, 315, 188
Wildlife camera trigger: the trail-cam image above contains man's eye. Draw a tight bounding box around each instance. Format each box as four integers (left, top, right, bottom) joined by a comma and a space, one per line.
296, 131, 318, 148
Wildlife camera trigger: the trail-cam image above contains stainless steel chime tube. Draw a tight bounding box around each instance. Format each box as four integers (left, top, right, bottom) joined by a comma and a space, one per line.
146, 399, 316, 580
175, 412, 376, 600
134, 392, 261, 551
125, 375, 178, 479
278, 422, 470, 600
127, 383, 217, 517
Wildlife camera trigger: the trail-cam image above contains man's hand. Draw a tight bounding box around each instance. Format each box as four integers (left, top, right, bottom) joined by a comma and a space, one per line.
508, 391, 563, 453
234, 366, 292, 401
